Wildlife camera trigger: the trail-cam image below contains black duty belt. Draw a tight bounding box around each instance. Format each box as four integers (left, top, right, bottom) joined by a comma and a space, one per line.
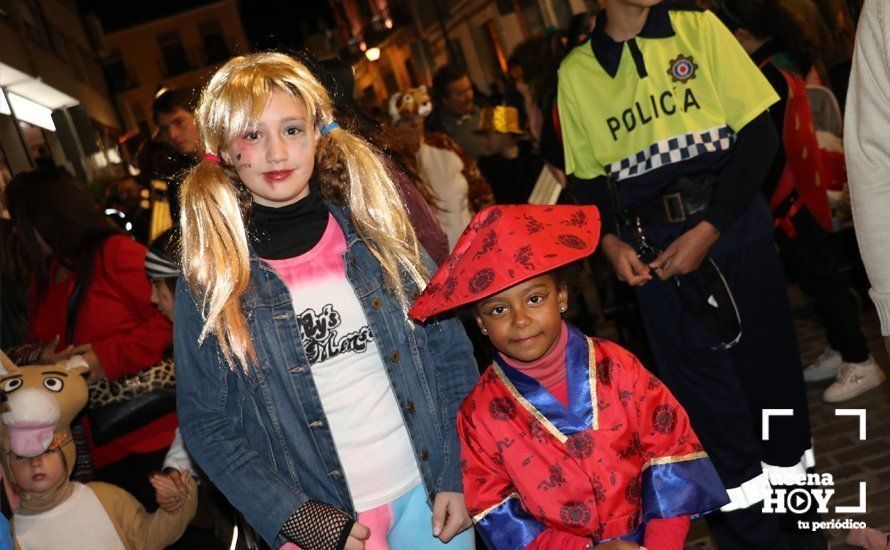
621, 176, 717, 226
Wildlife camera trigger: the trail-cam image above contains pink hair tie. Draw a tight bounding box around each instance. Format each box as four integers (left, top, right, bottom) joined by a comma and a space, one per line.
203, 153, 222, 164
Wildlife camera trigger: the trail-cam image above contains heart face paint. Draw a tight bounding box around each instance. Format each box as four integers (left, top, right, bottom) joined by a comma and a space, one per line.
224, 88, 320, 208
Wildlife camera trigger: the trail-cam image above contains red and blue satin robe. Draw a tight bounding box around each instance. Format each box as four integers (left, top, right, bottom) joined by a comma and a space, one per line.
457, 325, 729, 549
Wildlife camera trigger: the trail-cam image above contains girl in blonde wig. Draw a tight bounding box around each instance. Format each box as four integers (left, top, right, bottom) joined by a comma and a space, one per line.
174, 52, 479, 550
181, 53, 426, 371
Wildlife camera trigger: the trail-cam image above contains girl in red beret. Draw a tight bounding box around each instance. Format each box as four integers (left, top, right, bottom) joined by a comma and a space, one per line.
410, 205, 729, 550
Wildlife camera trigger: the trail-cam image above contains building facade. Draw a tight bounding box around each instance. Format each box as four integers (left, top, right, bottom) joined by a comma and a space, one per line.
327, 0, 588, 108
0, 0, 122, 186
98, 0, 249, 135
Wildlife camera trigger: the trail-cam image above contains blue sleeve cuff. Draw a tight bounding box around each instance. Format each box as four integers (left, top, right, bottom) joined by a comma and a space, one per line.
475, 494, 548, 550
642, 453, 730, 521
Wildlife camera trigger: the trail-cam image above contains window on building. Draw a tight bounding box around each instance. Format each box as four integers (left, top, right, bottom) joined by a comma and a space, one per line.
518, 0, 546, 37
382, 70, 398, 100
0, 0, 13, 22
405, 58, 417, 86
130, 100, 147, 125
103, 49, 135, 92
417, 0, 445, 29
445, 0, 462, 11
68, 41, 87, 81
453, 37, 469, 73
198, 19, 230, 65
48, 25, 68, 61
355, 0, 373, 23
57, 0, 78, 13
81, 46, 108, 90
475, 21, 507, 78
157, 30, 191, 76
13, 0, 50, 48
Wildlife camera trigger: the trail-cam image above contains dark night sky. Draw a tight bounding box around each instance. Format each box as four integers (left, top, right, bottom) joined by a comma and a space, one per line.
79, 0, 335, 52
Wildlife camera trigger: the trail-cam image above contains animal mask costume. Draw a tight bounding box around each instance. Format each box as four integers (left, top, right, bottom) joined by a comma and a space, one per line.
388, 86, 433, 122
1, 351, 198, 547
1, 351, 89, 514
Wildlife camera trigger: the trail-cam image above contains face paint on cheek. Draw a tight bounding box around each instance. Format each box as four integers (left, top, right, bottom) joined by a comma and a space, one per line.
234, 146, 252, 170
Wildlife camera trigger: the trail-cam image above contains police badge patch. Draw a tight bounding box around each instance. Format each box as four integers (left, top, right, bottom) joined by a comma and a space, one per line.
668, 54, 698, 83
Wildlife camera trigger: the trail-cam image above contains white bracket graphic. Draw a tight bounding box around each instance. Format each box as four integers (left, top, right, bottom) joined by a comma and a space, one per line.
835, 409, 867, 440
762, 409, 794, 440
835, 482, 867, 514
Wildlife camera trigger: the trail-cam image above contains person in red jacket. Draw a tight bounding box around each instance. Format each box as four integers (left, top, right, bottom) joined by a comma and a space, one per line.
4, 168, 175, 509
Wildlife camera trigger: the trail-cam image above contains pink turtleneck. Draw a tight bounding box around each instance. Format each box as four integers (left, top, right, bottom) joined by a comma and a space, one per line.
500, 322, 569, 406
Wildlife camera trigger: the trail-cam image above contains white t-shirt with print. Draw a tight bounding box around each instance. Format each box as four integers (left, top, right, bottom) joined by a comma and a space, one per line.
263, 215, 421, 512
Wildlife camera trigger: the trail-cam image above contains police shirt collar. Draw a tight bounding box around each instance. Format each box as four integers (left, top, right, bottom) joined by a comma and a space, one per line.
590, 3, 675, 78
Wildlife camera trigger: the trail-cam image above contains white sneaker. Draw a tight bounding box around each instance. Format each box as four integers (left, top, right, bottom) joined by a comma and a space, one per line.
823, 357, 886, 403
803, 347, 842, 382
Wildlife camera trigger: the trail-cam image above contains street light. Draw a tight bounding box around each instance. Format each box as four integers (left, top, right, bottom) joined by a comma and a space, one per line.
365, 47, 381, 62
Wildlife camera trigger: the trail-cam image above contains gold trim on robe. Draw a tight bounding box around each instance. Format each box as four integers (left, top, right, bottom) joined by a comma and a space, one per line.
472, 491, 520, 523
588, 338, 599, 431
642, 450, 710, 471
490, 338, 601, 443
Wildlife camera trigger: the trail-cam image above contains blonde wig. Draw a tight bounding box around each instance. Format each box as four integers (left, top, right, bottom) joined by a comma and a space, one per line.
180, 52, 426, 373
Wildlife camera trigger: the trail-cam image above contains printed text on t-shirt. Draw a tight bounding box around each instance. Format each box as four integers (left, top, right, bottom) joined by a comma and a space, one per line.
298, 304, 375, 364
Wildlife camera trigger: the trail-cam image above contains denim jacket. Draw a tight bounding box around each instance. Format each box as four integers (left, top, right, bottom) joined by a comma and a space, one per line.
174, 203, 479, 546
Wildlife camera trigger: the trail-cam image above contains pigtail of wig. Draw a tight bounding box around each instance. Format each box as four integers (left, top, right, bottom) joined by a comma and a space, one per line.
319, 128, 427, 310
179, 158, 256, 372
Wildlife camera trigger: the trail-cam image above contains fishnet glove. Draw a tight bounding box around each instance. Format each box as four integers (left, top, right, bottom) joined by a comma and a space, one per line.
280, 500, 354, 549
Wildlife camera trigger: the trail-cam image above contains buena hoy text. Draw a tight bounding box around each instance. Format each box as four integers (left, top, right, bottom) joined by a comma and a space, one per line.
763, 472, 867, 532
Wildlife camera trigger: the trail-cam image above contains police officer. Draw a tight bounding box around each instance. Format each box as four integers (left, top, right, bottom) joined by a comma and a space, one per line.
558, 1, 819, 548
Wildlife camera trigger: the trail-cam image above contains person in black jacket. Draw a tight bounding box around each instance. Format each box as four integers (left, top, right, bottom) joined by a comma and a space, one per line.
476, 106, 543, 205
150, 88, 200, 223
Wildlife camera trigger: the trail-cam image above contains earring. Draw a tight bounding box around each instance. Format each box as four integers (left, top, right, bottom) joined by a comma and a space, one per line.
481, 328, 488, 335
560, 306, 566, 313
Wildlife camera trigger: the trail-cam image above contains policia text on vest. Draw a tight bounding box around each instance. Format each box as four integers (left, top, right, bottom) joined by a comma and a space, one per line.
607, 88, 702, 141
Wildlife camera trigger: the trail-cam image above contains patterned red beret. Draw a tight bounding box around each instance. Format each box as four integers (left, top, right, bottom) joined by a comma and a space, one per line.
409, 205, 601, 322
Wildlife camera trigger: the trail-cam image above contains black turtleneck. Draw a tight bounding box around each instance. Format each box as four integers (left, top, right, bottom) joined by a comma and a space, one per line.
249, 192, 329, 260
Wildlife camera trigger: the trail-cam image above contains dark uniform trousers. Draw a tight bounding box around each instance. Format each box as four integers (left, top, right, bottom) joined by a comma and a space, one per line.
634, 235, 818, 549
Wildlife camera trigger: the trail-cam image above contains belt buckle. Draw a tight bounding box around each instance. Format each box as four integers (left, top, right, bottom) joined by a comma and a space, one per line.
663, 192, 686, 223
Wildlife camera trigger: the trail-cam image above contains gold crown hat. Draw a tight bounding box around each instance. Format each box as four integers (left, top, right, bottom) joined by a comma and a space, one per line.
476, 105, 525, 134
